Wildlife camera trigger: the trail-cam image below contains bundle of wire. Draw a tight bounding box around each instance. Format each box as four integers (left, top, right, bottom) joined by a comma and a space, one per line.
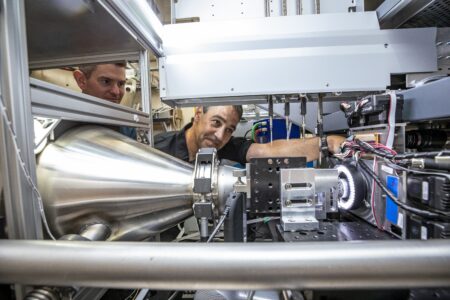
333, 139, 398, 160
333, 137, 450, 222
250, 121, 268, 142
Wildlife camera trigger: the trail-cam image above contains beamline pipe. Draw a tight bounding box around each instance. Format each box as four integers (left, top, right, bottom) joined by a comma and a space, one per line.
0, 239, 449, 290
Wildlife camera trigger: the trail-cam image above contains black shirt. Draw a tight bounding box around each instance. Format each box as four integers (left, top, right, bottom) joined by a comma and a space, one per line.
154, 123, 253, 164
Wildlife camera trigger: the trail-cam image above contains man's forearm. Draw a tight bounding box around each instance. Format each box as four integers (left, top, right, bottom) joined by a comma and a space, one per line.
246, 137, 320, 162
246, 136, 344, 162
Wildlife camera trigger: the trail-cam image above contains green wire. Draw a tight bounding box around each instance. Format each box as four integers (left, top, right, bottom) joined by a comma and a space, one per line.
251, 121, 267, 142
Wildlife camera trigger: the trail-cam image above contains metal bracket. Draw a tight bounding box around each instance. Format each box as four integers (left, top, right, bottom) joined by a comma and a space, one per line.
193, 202, 213, 219
232, 168, 250, 195
280, 168, 338, 232
193, 148, 217, 194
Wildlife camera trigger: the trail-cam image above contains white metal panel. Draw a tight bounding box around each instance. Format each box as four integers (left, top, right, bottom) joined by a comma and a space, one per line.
286, 0, 298, 16
384, 28, 437, 74
320, 0, 364, 13
160, 12, 437, 103
163, 12, 380, 55
174, 0, 365, 21
301, 0, 316, 14
175, 0, 265, 21
268, 0, 283, 16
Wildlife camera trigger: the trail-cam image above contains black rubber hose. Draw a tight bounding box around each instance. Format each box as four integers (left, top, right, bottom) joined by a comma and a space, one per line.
422, 158, 450, 172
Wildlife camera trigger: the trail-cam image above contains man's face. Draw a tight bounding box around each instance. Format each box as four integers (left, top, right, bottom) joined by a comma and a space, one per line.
75, 64, 126, 104
192, 106, 240, 150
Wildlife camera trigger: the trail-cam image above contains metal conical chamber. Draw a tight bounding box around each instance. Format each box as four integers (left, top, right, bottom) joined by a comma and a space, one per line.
37, 125, 194, 241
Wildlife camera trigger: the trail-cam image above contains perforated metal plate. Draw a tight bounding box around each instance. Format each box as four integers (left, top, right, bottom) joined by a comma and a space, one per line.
249, 157, 306, 214
279, 218, 395, 242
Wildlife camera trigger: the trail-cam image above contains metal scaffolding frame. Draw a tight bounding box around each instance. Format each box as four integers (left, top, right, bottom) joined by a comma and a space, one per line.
0, 0, 162, 298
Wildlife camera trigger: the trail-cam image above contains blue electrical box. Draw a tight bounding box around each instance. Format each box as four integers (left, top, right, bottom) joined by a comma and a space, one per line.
385, 175, 399, 225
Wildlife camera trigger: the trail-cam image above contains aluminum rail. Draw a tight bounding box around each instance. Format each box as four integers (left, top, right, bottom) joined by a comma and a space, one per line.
1, 240, 450, 289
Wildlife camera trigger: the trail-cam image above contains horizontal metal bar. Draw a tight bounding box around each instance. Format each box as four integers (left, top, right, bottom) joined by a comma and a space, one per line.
29, 52, 141, 70
162, 95, 269, 107
0, 240, 449, 290
30, 78, 150, 128
164, 91, 364, 107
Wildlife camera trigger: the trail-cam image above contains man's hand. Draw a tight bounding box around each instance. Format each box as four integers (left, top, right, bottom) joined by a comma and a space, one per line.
326, 135, 346, 154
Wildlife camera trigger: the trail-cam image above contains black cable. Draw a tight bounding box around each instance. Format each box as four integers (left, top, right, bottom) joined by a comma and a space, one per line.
395, 150, 450, 159
244, 128, 252, 139
249, 223, 268, 239
419, 158, 450, 171
207, 206, 230, 243
386, 162, 450, 180
358, 160, 450, 221
168, 291, 180, 300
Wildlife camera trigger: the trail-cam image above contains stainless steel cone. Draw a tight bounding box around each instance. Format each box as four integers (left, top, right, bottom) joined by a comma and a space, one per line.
37, 125, 194, 241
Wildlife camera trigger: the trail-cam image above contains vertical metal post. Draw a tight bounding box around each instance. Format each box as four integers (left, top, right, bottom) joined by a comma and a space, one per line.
268, 96, 274, 143
265, 0, 271, 17
170, 0, 176, 24
0, 0, 43, 239
0, 0, 43, 298
300, 95, 307, 139
282, 0, 288, 16
140, 50, 153, 146
317, 93, 328, 168
284, 98, 290, 140
314, 0, 320, 14
296, 0, 302, 15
